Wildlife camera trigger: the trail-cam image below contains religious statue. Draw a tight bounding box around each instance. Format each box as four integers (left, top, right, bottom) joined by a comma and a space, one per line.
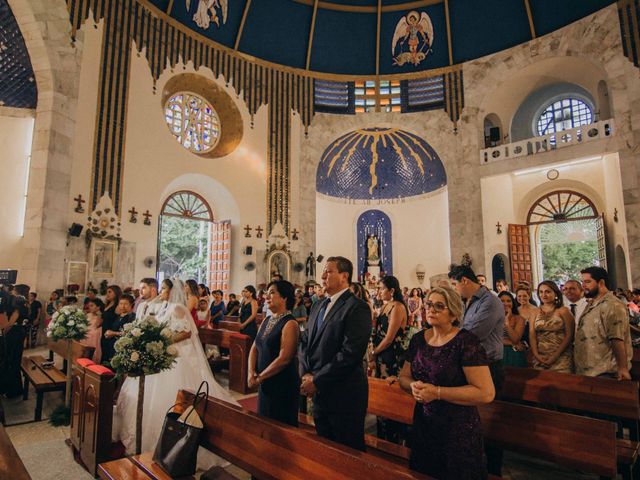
366, 235, 380, 265
305, 252, 316, 277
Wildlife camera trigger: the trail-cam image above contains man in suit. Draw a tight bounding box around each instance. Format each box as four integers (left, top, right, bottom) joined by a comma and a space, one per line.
299, 256, 371, 451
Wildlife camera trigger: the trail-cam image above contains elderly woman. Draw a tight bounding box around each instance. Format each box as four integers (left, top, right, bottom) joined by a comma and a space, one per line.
248, 280, 300, 426
399, 286, 495, 479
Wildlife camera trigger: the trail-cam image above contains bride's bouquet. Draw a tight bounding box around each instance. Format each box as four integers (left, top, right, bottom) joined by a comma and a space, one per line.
111, 317, 178, 378
46, 305, 89, 341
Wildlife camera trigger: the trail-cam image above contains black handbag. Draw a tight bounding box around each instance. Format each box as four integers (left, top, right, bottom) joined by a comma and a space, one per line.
152, 381, 209, 477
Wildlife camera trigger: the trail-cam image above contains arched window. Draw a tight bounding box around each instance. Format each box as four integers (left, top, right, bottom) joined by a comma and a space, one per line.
536, 98, 593, 136
161, 191, 213, 221
527, 190, 598, 225
164, 92, 221, 154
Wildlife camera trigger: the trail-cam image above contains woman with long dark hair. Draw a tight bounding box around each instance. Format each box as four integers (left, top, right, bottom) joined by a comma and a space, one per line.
498, 291, 528, 367
530, 281, 574, 372
248, 280, 300, 426
99, 285, 122, 366
239, 285, 259, 340
184, 279, 202, 327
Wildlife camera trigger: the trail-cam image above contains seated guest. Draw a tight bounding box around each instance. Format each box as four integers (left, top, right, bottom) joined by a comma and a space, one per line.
530, 281, 574, 373
248, 280, 300, 426
198, 283, 211, 307
291, 289, 308, 331
498, 292, 527, 367
101, 293, 135, 366
399, 286, 495, 479
209, 289, 225, 326
196, 299, 211, 328
239, 286, 259, 341
225, 293, 240, 316
81, 298, 103, 364
575, 266, 632, 379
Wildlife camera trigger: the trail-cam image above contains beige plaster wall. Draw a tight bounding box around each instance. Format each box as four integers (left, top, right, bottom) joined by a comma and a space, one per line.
315, 191, 451, 288
0, 113, 34, 272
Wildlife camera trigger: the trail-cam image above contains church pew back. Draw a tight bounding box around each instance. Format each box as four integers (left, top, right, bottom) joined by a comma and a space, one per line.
198, 328, 254, 394
176, 389, 430, 480
367, 377, 618, 478
0, 425, 30, 480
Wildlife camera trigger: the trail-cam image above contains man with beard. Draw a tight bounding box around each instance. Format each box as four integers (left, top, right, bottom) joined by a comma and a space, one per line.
574, 266, 632, 379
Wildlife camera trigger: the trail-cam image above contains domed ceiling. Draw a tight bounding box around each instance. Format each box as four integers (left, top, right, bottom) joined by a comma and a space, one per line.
148, 0, 614, 76
316, 127, 446, 200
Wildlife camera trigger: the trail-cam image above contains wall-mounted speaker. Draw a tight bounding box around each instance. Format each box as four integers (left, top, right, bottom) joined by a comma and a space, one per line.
143, 256, 155, 268
489, 127, 501, 142
244, 261, 256, 271
68, 223, 83, 237
244, 246, 253, 255
316, 255, 324, 263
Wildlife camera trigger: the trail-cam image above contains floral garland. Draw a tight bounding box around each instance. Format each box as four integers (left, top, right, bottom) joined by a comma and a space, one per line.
110, 317, 177, 377
46, 306, 89, 341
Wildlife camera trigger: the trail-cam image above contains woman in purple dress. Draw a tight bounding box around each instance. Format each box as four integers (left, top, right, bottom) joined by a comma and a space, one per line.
399, 286, 495, 479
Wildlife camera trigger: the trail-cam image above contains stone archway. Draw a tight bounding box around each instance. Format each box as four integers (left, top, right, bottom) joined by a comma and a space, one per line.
8, 0, 81, 293
614, 245, 629, 290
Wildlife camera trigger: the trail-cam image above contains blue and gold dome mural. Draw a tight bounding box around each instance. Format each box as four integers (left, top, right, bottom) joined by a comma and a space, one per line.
316, 128, 446, 200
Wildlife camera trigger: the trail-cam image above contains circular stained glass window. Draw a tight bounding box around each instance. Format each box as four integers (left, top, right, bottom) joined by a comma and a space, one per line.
164, 92, 221, 154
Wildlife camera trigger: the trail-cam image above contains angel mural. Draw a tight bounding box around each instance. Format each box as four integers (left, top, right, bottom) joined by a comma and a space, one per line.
188, 0, 228, 30
392, 10, 433, 67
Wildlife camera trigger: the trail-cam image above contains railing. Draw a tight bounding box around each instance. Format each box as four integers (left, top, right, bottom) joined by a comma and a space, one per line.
479, 119, 615, 164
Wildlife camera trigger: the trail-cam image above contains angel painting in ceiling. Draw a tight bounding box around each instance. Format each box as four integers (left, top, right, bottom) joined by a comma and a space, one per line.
187, 0, 228, 30
392, 11, 433, 67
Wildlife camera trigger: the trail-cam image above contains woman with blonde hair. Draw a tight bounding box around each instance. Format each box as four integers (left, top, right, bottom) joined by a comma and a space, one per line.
399, 286, 494, 479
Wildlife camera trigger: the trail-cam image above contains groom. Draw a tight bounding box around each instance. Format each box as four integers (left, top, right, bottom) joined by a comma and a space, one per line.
299, 256, 371, 451
136, 278, 160, 320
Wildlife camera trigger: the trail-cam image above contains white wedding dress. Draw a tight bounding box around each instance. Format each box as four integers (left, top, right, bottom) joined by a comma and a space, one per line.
112, 280, 238, 468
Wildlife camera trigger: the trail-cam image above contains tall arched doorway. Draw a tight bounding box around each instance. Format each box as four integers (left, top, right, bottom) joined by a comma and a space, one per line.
509, 190, 604, 286
157, 191, 213, 283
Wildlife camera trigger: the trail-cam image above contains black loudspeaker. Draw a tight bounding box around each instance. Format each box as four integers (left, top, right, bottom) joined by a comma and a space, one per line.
68, 223, 83, 237
489, 127, 501, 142
316, 255, 324, 263
244, 246, 253, 255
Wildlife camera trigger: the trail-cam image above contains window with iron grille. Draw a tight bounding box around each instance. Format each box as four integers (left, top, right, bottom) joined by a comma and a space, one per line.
536, 98, 593, 136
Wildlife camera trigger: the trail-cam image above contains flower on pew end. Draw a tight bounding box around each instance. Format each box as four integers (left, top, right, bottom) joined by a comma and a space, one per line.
130, 351, 140, 362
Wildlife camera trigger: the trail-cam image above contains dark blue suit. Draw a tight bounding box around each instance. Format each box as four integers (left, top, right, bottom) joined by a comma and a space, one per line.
298, 290, 371, 450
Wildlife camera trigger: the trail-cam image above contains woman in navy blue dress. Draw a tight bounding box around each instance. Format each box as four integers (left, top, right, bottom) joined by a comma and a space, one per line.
248, 280, 300, 426
399, 286, 495, 480
239, 285, 259, 341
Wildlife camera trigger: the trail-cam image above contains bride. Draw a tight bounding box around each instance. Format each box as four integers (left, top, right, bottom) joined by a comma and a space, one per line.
113, 278, 238, 464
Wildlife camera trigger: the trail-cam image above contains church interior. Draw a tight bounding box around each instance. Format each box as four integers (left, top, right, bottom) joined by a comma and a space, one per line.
3, 0, 640, 478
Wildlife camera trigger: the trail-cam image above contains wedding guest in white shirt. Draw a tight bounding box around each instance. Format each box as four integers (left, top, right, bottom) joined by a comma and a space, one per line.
562, 280, 587, 325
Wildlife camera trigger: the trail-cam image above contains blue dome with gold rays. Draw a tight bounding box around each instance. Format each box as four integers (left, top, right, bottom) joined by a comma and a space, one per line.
316, 127, 446, 200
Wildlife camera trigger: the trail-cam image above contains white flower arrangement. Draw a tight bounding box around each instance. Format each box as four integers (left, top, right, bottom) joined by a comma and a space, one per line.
110, 319, 177, 377
46, 306, 89, 341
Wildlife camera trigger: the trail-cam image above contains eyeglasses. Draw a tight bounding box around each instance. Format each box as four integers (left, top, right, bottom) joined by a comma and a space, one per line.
424, 301, 448, 313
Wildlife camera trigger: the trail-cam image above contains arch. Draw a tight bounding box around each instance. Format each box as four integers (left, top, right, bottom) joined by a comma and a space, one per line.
483, 113, 503, 148
527, 190, 598, 225
597, 80, 612, 120
161, 191, 213, 222
356, 210, 392, 281
491, 254, 511, 292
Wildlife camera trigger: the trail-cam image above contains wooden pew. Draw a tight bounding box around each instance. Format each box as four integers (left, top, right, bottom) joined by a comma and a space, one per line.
98, 389, 431, 480
217, 320, 241, 332
631, 347, 640, 381
48, 339, 95, 372
501, 366, 640, 477
365, 377, 619, 479
20, 355, 66, 421
0, 424, 30, 480
198, 328, 254, 394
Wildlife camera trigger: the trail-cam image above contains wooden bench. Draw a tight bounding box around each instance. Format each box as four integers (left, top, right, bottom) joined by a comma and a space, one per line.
198, 328, 254, 394
502, 366, 640, 478
364, 377, 619, 479
20, 355, 66, 421
0, 424, 30, 480
48, 339, 95, 372
98, 389, 432, 480
70, 358, 116, 477
217, 320, 241, 332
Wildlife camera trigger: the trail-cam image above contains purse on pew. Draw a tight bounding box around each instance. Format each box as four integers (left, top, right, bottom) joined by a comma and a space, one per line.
153, 381, 209, 477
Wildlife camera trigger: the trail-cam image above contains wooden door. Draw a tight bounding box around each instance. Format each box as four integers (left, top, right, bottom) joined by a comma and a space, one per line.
595, 213, 608, 269
209, 220, 231, 295
508, 224, 533, 286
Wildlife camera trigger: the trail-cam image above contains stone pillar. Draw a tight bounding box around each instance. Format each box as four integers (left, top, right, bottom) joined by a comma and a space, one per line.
9, 0, 81, 294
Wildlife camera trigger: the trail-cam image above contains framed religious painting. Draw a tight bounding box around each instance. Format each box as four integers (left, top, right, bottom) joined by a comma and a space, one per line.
91, 239, 116, 277
67, 261, 88, 295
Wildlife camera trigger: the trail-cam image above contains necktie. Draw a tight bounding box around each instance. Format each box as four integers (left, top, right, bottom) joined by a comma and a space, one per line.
570, 304, 577, 317
314, 298, 331, 336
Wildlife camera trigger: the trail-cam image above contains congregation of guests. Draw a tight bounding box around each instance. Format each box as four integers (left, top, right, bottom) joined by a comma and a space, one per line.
2, 258, 638, 480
